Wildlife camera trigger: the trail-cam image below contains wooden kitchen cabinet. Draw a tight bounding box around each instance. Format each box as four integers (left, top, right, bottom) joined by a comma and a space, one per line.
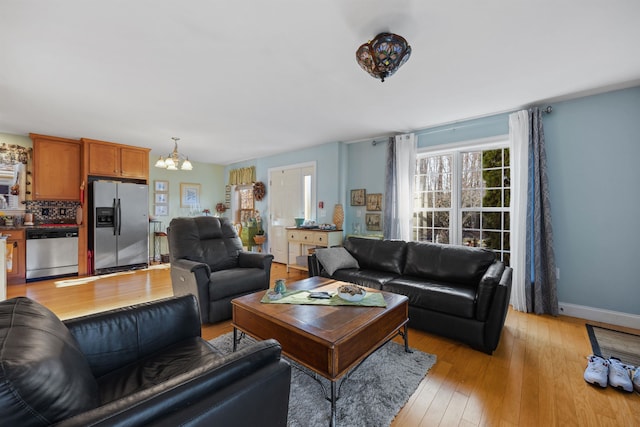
84, 138, 150, 180
4, 228, 26, 284
30, 134, 81, 201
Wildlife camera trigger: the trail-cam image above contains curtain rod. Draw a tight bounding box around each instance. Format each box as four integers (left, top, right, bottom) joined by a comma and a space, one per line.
371, 105, 553, 144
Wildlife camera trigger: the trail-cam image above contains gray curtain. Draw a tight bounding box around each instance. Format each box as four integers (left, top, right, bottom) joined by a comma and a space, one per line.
383, 137, 397, 239
525, 107, 559, 315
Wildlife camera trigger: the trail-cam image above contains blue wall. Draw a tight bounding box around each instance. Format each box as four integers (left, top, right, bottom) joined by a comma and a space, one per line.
227, 86, 640, 316
225, 142, 343, 226
544, 87, 640, 315
345, 140, 387, 235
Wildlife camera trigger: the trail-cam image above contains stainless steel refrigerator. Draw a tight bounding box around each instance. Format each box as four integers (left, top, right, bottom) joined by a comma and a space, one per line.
92, 181, 149, 274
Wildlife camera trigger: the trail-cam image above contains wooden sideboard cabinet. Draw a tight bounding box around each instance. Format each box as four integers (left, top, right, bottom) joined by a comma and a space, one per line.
30, 134, 81, 201
4, 228, 26, 285
286, 228, 343, 272
84, 138, 150, 180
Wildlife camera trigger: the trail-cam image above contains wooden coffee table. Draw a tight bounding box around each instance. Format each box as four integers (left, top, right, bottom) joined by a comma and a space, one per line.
231, 276, 410, 426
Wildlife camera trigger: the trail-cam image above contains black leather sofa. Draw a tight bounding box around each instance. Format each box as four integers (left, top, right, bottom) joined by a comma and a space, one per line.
167, 216, 274, 324
310, 237, 513, 354
0, 295, 291, 427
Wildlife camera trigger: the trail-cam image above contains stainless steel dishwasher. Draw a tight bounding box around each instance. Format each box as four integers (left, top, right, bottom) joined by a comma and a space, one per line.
26, 227, 79, 281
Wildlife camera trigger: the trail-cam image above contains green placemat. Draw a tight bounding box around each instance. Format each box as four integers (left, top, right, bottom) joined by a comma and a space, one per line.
260, 290, 387, 307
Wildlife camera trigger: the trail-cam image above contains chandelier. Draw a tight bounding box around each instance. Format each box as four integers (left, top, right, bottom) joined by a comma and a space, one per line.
154, 137, 193, 171
356, 32, 411, 82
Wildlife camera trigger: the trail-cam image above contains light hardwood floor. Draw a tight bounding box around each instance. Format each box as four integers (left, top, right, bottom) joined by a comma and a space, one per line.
7, 264, 640, 426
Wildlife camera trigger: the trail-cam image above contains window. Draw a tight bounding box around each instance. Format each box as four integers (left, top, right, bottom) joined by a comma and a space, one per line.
237, 186, 254, 224
413, 141, 510, 264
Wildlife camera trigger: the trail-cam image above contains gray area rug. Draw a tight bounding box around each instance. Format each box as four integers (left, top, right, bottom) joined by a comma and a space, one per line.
210, 333, 436, 427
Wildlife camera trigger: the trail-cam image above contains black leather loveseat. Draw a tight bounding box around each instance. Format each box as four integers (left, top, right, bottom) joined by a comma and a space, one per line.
0, 295, 291, 427
309, 237, 512, 354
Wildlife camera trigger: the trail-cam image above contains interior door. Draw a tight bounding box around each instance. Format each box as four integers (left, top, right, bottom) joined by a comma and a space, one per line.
268, 164, 315, 264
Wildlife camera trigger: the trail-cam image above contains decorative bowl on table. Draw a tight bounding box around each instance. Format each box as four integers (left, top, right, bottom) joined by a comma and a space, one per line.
337, 284, 366, 302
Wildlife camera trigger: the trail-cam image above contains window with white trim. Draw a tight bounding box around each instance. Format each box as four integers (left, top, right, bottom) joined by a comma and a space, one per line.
413, 140, 510, 265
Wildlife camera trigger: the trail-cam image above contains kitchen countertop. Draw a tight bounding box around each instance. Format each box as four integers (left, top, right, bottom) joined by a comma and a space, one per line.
0, 224, 80, 231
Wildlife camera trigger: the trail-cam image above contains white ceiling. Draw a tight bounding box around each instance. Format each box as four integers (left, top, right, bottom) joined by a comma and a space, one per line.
2, 1, 640, 165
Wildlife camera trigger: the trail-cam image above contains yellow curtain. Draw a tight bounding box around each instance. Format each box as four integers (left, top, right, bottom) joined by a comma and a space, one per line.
228, 166, 256, 185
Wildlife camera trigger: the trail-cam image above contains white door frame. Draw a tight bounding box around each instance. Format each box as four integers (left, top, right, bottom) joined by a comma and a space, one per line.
267, 161, 316, 264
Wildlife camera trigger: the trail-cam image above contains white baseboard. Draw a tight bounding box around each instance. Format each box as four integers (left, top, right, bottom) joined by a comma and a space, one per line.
558, 302, 640, 330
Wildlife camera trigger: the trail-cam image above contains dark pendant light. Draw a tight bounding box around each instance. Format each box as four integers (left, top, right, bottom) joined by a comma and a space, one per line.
356, 32, 411, 82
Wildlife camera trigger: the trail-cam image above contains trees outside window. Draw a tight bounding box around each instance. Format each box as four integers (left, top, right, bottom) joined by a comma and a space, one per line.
413, 143, 510, 264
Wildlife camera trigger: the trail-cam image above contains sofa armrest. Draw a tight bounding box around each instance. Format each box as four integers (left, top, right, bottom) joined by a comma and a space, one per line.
238, 251, 274, 270
308, 253, 321, 277
64, 295, 202, 377
54, 339, 291, 427
170, 259, 211, 322
172, 258, 212, 276
475, 261, 505, 321
481, 266, 513, 353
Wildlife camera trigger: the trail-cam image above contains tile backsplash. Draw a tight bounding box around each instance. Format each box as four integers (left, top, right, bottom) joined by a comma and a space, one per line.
24, 200, 80, 224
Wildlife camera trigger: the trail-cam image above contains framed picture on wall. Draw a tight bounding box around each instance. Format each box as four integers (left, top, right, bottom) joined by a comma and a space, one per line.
154, 193, 168, 204
154, 180, 169, 193
154, 205, 169, 216
180, 183, 201, 207
365, 213, 381, 231
350, 189, 366, 206
366, 193, 382, 211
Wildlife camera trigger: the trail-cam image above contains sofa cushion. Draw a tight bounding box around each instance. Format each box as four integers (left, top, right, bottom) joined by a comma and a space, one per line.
97, 337, 219, 404
383, 277, 477, 319
0, 297, 100, 427
332, 268, 400, 290
403, 241, 496, 285
344, 237, 407, 274
209, 267, 269, 300
315, 247, 360, 275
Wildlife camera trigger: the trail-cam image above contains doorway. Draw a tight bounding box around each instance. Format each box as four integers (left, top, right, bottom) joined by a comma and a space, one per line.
268, 163, 316, 264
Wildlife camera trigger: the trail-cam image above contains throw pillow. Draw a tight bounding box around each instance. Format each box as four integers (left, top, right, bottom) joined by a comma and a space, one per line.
315, 247, 360, 276
0, 297, 100, 426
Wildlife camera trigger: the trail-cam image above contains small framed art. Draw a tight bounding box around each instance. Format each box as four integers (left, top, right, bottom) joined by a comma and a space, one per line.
366, 193, 382, 211
154, 205, 169, 216
154, 180, 169, 193
350, 189, 366, 206
365, 213, 382, 231
155, 193, 168, 204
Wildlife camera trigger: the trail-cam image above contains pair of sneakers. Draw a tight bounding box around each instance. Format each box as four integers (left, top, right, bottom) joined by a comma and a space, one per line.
584, 354, 639, 392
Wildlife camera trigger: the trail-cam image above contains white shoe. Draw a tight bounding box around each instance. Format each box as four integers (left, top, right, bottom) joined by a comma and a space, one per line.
632, 368, 640, 393
584, 355, 608, 388
608, 358, 633, 392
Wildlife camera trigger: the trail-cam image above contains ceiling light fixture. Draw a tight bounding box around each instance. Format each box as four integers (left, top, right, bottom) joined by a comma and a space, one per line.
154, 137, 193, 171
356, 32, 411, 82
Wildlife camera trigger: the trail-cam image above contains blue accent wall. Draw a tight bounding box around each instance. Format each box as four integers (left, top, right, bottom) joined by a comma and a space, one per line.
415, 113, 510, 148
544, 87, 640, 315
227, 85, 640, 315
345, 140, 387, 235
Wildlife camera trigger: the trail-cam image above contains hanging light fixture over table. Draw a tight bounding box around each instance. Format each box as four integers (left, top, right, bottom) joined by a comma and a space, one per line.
154, 137, 193, 171
356, 32, 411, 82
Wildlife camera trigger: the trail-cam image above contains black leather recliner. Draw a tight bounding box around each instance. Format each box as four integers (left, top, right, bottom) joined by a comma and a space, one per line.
167, 216, 274, 323
0, 295, 291, 427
